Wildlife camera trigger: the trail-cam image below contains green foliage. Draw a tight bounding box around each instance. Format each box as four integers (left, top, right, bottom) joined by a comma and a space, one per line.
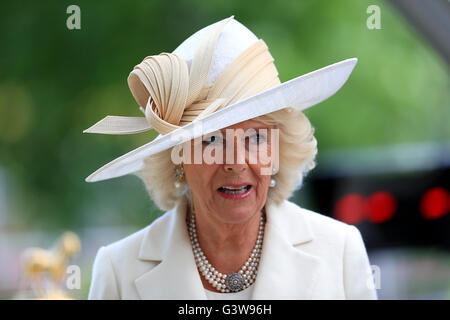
0, 0, 448, 229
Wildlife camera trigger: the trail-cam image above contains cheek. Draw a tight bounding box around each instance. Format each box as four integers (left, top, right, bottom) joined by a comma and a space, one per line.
183, 164, 217, 192
253, 141, 272, 160
248, 143, 273, 176
249, 163, 272, 190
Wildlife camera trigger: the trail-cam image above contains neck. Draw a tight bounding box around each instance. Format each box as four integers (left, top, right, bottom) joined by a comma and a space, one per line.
188, 203, 264, 275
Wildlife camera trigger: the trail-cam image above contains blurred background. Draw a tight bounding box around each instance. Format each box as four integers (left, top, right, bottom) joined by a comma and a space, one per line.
0, 0, 448, 299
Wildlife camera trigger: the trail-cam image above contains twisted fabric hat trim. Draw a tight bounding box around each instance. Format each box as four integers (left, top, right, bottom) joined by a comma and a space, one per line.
84, 17, 280, 136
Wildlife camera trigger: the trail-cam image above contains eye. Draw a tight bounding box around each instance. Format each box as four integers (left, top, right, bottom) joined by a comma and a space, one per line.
203, 135, 222, 145
248, 133, 266, 144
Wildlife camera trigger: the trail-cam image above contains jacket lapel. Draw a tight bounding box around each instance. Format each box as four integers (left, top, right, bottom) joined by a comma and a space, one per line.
251, 201, 323, 299
135, 198, 207, 299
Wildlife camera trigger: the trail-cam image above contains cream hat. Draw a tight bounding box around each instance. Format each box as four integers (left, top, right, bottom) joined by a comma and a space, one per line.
84, 16, 357, 182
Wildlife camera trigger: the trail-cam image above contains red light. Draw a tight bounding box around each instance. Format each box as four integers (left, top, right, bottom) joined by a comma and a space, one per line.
366, 192, 397, 223
420, 187, 448, 219
334, 193, 365, 224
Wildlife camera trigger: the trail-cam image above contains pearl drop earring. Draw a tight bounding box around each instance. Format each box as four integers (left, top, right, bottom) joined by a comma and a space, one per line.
270, 178, 276, 187
269, 166, 277, 187
174, 164, 184, 188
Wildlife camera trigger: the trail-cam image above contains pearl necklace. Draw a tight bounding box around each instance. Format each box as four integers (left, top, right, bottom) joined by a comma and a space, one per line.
187, 212, 265, 293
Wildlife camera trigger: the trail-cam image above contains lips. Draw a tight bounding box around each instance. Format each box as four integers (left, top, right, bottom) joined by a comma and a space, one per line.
217, 183, 253, 200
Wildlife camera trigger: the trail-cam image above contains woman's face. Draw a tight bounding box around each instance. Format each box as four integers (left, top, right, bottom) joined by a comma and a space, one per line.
183, 119, 275, 224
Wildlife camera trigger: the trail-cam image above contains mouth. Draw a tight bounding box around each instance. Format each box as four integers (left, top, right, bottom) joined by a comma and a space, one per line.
217, 184, 252, 199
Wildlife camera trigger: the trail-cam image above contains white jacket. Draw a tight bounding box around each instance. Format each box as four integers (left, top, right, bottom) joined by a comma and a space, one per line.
88, 198, 377, 299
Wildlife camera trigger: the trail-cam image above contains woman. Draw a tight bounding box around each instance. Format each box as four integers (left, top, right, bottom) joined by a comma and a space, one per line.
85, 16, 377, 299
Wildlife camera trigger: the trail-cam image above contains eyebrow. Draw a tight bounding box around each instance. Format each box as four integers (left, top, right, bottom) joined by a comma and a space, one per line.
220, 124, 272, 132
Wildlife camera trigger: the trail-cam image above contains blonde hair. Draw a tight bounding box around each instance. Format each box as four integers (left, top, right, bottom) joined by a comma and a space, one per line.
135, 108, 317, 211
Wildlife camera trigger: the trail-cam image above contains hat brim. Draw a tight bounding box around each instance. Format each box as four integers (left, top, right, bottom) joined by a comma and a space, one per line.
85, 58, 357, 183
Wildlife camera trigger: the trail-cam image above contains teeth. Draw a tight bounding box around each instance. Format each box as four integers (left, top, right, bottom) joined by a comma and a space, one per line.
223, 186, 246, 190
220, 185, 250, 194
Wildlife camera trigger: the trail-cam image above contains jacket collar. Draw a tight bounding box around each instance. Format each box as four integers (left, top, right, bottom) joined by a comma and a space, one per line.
135, 198, 322, 299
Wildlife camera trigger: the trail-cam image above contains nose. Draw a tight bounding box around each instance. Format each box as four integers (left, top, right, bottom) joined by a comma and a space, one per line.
222, 133, 249, 173
223, 163, 248, 173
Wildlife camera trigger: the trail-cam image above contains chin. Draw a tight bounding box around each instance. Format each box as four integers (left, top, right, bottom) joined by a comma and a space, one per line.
216, 203, 259, 224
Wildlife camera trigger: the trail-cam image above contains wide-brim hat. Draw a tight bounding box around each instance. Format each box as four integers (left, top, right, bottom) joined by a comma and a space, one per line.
84, 16, 357, 183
